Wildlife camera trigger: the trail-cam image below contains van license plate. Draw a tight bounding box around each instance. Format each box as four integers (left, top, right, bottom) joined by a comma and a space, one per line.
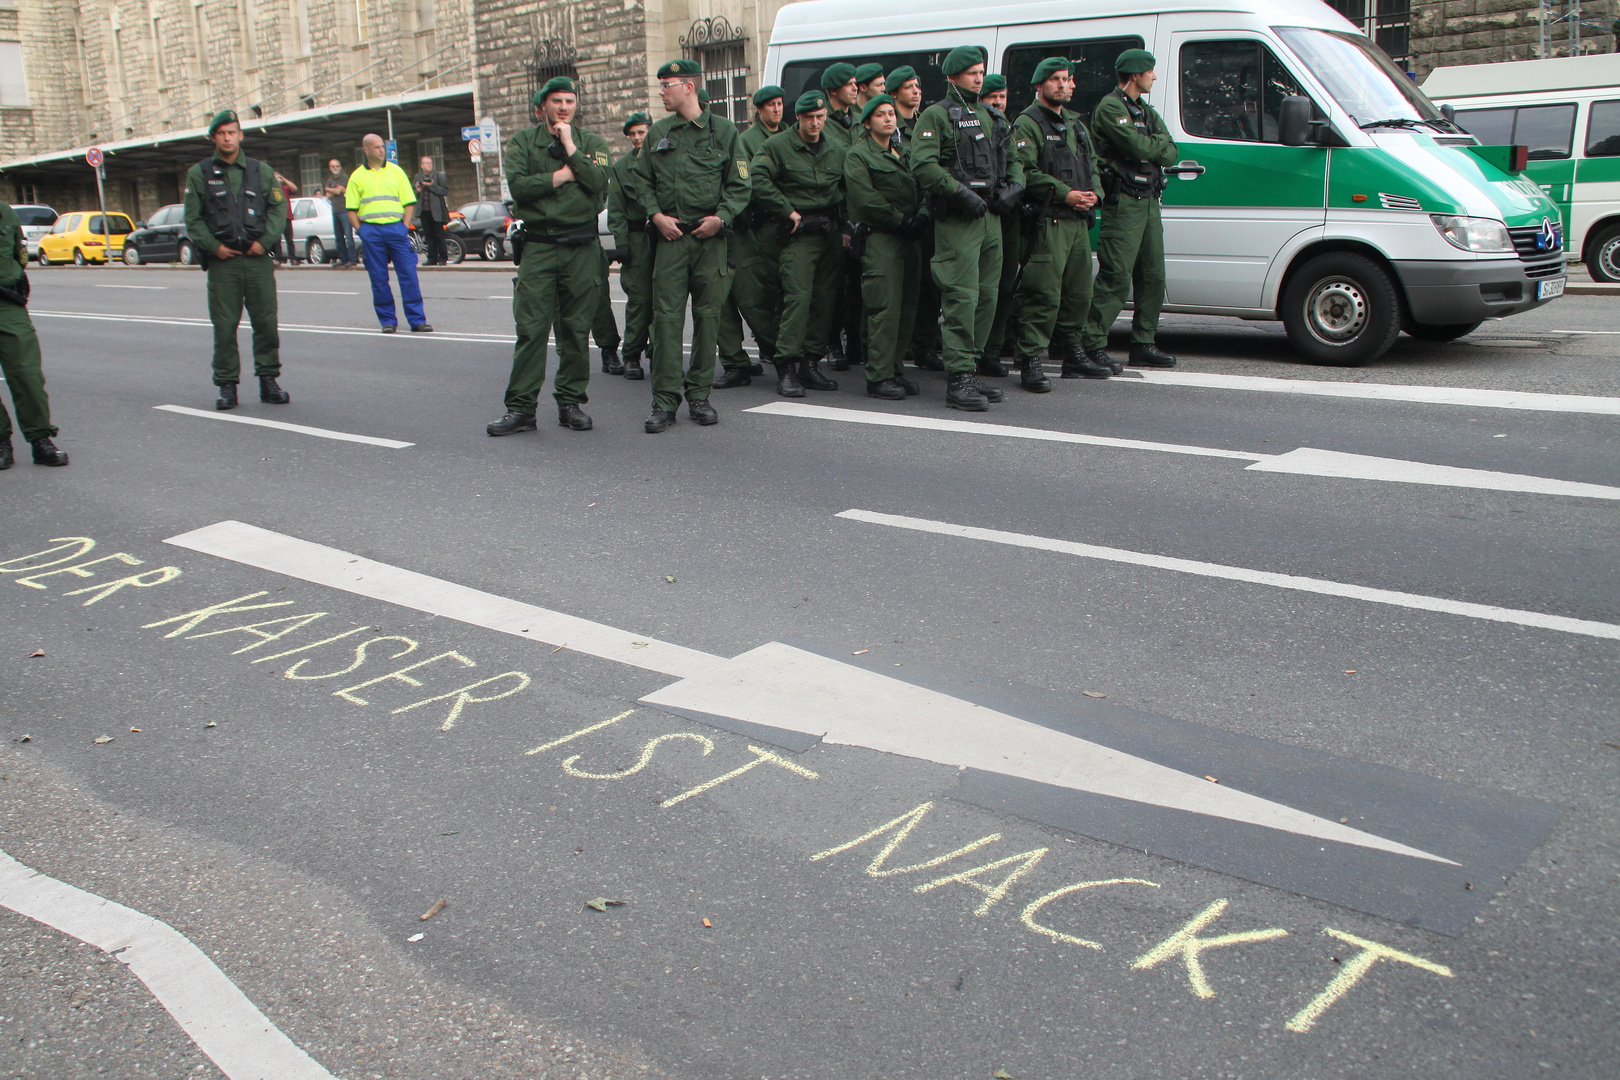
1538, 277, 1566, 299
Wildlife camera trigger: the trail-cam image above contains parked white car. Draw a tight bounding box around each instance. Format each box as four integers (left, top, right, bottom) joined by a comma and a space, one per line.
13, 204, 59, 260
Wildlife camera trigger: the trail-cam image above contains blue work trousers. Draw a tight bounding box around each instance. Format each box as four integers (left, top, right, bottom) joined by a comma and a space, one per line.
332, 208, 357, 264
358, 220, 425, 329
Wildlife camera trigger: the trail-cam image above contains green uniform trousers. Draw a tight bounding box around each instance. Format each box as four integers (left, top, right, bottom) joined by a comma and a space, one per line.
504, 238, 602, 412
931, 213, 1003, 374
1082, 193, 1165, 350
620, 231, 654, 360
861, 232, 920, 384
0, 303, 55, 444
775, 229, 842, 365
983, 214, 1023, 362
720, 226, 782, 370
207, 254, 280, 386
1015, 217, 1095, 359
592, 250, 621, 353
908, 222, 942, 358
649, 232, 728, 411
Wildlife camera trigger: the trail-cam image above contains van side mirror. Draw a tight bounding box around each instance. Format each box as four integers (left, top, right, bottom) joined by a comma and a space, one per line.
1278, 96, 1314, 146
1440, 103, 1456, 124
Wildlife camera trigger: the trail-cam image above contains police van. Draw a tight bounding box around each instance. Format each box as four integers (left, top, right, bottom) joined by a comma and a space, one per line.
763, 0, 1568, 365
1422, 52, 1620, 283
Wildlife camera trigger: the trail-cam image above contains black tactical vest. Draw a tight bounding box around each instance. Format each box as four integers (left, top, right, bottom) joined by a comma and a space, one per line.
199, 155, 268, 248
1021, 102, 1093, 192
1102, 89, 1164, 198
941, 100, 1004, 191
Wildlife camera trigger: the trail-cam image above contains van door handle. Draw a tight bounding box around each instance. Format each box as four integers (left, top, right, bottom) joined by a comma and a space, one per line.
1165, 160, 1205, 178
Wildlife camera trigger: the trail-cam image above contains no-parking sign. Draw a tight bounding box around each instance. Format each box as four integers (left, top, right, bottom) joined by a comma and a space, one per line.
468, 138, 481, 156
86, 146, 103, 167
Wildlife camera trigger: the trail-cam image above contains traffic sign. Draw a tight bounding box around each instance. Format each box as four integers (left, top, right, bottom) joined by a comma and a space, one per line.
85, 146, 103, 167
461, 125, 481, 142
479, 124, 498, 147
385, 140, 398, 164
467, 138, 481, 156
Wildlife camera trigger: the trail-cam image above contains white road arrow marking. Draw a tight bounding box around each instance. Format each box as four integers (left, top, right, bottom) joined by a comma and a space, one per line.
164, 520, 1455, 865
154, 405, 415, 449
1130, 369, 1620, 416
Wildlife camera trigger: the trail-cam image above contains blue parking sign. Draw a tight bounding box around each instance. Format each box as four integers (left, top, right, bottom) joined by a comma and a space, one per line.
385, 140, 398, 163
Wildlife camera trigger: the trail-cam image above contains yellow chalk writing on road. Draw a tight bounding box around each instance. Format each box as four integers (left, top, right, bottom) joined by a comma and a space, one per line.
14, 553, 142, 589
282, 635, 419, 680
1020, 879, 1162, 950
526, 710, 637, 756
1285, 929, 1453, 1033
64, 566, 182, 605
186, 611, 331, 654
143, 591, 296, 638
392, 671, 532, 731
563, 732, 714, 779
913, 847, 1049, 917
1133, 899, 1290, 999
334, 650, 475, 705
0, 537, 96, 573
811, 802, 1002, 878
661, 745, 817, 807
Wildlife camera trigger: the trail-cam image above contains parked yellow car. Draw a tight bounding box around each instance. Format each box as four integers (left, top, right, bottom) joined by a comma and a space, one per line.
37, 211, 135, 265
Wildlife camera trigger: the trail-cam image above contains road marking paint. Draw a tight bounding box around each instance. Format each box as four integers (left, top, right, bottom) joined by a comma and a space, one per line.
91, 283, 167, 289
745, 401, 1267, 461
910, 846, 1049, 916
1133, 898, 1290, 999
1285, 929, 1452, 1032
0, 847, 336, 1080
527, 710, 637, 755
279, 289, 358, 294
659, 745, 818, 807
1131, 369, 1620, 415
1247, 446, 1620, 499
32, 310, 512, 345
165, 521, 1456, 862
153, 405, 415, 449
838, 508, 1620, 641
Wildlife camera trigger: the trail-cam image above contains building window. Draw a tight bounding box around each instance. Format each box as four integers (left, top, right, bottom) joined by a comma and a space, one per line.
192, 3, 211, 79
299, 152, 322, 195
524, 38, 579, 116
240, 0, 259, 66
292, 0, 311, 56
419, 137, 442, 169
355, 0, 369, 43
417, 0, 435, 31
681, 16, 750, 124
0, 41, 27, 107
1326, 1, 1410, 66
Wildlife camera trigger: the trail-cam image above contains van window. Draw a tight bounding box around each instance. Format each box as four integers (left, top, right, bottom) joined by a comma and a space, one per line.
1179, 40, 1307, 142
780, 53, 954, 116
1001, 36, 1144, 122
1453, 104, 1576, 158
1587, 99, 1620, 156
1453, 107, 1514, 145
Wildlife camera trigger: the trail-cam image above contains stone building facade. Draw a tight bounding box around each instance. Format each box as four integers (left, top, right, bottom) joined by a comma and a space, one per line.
1326, 1, 1618, 77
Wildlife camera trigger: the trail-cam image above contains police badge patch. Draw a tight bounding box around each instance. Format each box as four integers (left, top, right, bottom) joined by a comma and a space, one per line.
737, 159, 749, 179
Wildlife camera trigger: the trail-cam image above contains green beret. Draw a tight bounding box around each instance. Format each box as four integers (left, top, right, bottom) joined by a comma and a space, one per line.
533, 76, 576, 107
753, 84, 785, 108
1115, 48, 1156, 75
622, 111, 651, 135
1031, 57, 1072, 86
820, 63, 857, 91
859, 94, 896, 126
657, 58, 702, 79
207, 109, 238, 136
887, 65, 919, 91
942, 45, 985, 77
982, 73, 1007, 94
855, 63, 885, 86
795, 90, 829, 116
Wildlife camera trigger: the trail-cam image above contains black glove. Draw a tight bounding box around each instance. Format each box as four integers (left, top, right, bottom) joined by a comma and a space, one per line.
989, 182, 1025, 217
547, 140, 567, 160
606, 247, 626, 266
899, 214, 928, 240
950, 184, 989, 220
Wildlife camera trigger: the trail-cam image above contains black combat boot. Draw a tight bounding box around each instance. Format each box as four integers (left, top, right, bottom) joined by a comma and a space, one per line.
1061, 344, 1112, 379
946, 372, 989, 412
775, 362, 805, 398
894, 372, 920, 396
1091, 346, 1124, 375
827, 338, 848, 372
0, 439, 13, 470
486, 411, 537, 436
753, 343, 773, 377
713, 367, 752, 389
1019, 355, 1052, 393
601, 347, 624, 375
687, 398, 719, 426
1128, 342, 1177, 368
558, 403, 593, 431
622, 353, 646, 380
215, 383, 238, 410
969, 374, 1005, 403
259, 375, 290, 404
915, 349, 944, 371
30, 437, 68, 466
866, 379, 906, 400
644, 405, 677, 433
977, 354, 1009, 378
799, 358, 838, 392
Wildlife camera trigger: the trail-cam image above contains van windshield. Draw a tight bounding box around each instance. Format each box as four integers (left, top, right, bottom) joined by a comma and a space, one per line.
1276, 27, 1444, 129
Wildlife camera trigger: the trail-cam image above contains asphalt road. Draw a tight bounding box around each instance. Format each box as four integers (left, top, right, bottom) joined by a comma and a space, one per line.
1, 261, 1615, 1080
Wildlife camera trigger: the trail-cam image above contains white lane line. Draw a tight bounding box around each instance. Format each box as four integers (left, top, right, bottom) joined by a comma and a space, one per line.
91, 283, 167, 290
1131, 370, 1620, 416
281, 289, 358, 295
31, 310, 512, 345
745, 401, 1267, 461
165, 519, 1454, 863
153, 405, 414, 449
839, 508, 1620, 642
0, 848, 336, 1080
1248, 447, 1620, 499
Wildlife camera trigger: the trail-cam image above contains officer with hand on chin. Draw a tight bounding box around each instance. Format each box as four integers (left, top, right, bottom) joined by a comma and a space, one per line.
182, 109, 290, 411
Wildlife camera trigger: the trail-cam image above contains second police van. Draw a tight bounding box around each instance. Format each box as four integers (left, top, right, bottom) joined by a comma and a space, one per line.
762, 0, 1569, 365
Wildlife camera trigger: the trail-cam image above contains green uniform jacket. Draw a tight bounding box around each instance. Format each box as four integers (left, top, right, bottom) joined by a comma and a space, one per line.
628, 110, 751, 227
507, 124, 612, 234
183, 155, 287, 256
1091, 91, 1179, 173
607, 148, 650, 251
823, 108, 857, 149
740, 120, 784, 159
1012, 101, 1096, 204
909, 86, 1004, 198
751, 127, 845, 219
844, 135, 921, 229
0, 201, 25, 289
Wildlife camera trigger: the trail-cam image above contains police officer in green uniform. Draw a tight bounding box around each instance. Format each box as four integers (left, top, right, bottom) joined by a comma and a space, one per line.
845, 94, 925, 400
855, 64, 887, 110
627, 59, 751, 433
487, 77, 612, 436
889, 65, 943, 371
817, 62, 862, 370
752, 91, 846, 397
609, 111, 654, 381
1011, 57, 1111, 388
910, 45, 1016, 411
977, 72, 1020, 380
715, 85, 788, 389
0, 199, 68, 468
183, 110, 290, 411
820, 64, 860, 149
1082, 48, 1179, 370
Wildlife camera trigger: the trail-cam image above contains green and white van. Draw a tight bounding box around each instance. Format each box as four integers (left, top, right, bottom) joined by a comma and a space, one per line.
764, 0, 1568, 365
1422, 53, 1620, 282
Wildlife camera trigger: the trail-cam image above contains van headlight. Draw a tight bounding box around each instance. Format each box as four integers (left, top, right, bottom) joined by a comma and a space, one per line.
1431, 215, 1513, 253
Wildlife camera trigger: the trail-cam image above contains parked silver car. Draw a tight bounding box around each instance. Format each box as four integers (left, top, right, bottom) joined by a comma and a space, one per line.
286, 198, 343, 264
13, 204, 59, 260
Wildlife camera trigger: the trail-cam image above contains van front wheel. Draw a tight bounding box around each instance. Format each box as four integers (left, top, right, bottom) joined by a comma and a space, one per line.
1586, 223, 1620, 283
1281, 252, 1401, 367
